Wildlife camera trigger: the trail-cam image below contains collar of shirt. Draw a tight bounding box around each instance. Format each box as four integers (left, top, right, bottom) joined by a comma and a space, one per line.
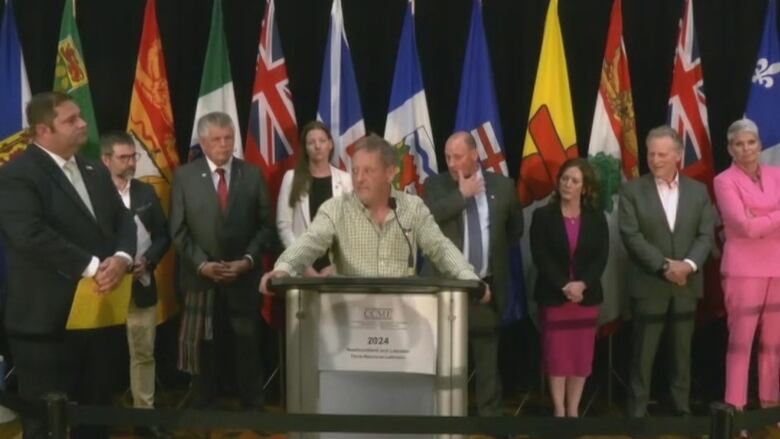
205, 156, 233, 176
35, 143, 76, 173
655, 172, 679, 191
735, 163, 762, 185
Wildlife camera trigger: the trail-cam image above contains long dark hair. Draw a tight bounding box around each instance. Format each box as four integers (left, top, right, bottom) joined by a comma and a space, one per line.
289, 121, 334, 208
551, 158, 601, 210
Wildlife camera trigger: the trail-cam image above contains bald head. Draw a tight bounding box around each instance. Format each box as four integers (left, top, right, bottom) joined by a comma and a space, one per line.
445, 131, 480, 180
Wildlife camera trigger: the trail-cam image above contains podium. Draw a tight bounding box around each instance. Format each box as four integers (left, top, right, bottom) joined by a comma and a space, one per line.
269, 277, 482, 439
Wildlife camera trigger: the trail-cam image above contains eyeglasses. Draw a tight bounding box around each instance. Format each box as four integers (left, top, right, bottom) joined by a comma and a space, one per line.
115, 152, 141, 163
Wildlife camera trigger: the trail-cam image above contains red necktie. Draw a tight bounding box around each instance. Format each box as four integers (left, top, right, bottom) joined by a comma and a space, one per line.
216, 168, 229, 213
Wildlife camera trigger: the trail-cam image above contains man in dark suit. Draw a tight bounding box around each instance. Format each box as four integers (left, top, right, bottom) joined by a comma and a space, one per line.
423, 131, 524, 418
100, 131, 171, 438
0, 92, 136, 439
619, 125, 714, 417
170, 112, 276, 410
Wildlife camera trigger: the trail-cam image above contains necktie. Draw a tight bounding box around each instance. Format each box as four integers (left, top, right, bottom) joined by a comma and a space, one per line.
216, 168, 229, 213
63, 161, 95, 217
466, 197, 483, 274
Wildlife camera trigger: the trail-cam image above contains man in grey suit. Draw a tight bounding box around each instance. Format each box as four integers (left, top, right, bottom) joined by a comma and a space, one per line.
170, 112, 276, 410
423, 131, 524, 418
619, 125, 714, 417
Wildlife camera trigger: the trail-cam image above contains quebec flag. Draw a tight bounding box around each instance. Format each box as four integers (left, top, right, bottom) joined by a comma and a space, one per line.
745, 0, 780, 164
383, 0, 438, 194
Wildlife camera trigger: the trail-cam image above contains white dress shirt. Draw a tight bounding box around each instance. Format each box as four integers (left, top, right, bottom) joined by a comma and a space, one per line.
655, 172, 697, 272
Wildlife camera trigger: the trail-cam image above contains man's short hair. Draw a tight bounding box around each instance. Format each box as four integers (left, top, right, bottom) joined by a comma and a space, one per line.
100, 131, 135, 156
352, 133, 397, 168
196, 112, 234, 139
645, 125, 683, 152
447, 131, 477, 150
26, 91, 73, 136
727, 118, 760, 144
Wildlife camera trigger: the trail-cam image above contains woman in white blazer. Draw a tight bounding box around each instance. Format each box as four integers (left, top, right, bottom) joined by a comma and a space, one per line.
276, 121, 352, 277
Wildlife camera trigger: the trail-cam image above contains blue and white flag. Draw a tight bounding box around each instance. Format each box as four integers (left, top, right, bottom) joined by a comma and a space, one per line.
384, 0, 437, 194
746, 0, 780, 164
0, 0, 30, 154
454, 0, 508, 176
317, 0, 365, 170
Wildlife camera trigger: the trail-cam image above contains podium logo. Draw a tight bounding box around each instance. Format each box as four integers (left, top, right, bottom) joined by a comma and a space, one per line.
363, 307, 393, 320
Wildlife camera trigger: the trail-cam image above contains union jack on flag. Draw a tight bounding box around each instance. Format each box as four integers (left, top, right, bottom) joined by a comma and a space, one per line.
244, 0, 299, 200
666, 0, 714, 184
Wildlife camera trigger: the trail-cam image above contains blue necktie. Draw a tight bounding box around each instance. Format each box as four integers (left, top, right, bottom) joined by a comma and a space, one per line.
466, 197, 483, 274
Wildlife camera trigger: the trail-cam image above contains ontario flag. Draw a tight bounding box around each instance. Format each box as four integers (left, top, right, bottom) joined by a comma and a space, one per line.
127, 0, 180, 322
587, 0, 638, 331
0, 0, 31, 166
455, 0, 523, 324
667, 0, 714, 185
517, 0, 578, 319
384, 0, 438, 194
317, 0, 365, 170
243, 0, 299, 329
244, 0, 299, 203
667, 0, 723, 324
454, 0, 507, 176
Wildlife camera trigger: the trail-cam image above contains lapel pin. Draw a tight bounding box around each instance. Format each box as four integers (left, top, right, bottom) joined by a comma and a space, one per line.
201, 173, 208, 178
85, 165, 93, 171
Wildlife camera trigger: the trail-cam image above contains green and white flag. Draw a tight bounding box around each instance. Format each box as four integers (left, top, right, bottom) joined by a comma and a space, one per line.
189, 0, 243, 159
53, 0, 100, 158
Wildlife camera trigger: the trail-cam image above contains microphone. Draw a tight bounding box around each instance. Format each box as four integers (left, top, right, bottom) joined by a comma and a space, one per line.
389, 197, 414, 270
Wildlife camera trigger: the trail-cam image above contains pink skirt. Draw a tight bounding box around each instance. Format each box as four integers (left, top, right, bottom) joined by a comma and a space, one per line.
541, 302, 599, 377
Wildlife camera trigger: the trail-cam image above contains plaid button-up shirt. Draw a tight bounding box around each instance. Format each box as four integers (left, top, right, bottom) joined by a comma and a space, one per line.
274, 189, 477, 280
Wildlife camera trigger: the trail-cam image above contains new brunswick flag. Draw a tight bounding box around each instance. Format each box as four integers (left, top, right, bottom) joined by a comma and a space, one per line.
54, 0, 100, 159
127, 0, 180, 322
517, 0, 577, 207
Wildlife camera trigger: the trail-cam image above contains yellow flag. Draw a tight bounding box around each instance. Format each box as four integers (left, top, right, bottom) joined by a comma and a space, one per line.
517, 0, 578, 206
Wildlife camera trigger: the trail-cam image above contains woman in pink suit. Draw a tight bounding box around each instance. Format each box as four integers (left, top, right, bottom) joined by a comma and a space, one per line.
714, 118, 780, 413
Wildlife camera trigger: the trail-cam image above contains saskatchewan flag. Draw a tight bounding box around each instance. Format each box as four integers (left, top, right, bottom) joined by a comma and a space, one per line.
53, 0, 100, 158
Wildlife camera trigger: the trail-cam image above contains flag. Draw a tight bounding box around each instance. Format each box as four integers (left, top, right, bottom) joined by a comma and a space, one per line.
667, 0, 723, 324
127, 0, 180, 323
0, 0, 31, 304
745, 0, 780, 164
317, 0, 365, 170
243, 0, 299, 329
517, 0, 578, 322
517, 0, 578, 207
53, 0, 100, 159
189, 0, 243, 160
455, 0, 523, 324
0, 0, 30, 165
587, 0, 638, 328
667, 0, 714, 184
244, 0, 299, 203
454, 0, 508, 176
383, 0, 438, 194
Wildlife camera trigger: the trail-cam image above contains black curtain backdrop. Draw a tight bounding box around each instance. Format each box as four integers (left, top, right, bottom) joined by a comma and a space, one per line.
1, 0, 770, 178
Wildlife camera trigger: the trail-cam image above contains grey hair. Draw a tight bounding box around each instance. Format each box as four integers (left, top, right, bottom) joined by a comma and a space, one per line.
196, 112, 234, 139
727, 118, 760, 144
446, 131, 477, 150
646, 125, 683, 152
352, 133, 397, 168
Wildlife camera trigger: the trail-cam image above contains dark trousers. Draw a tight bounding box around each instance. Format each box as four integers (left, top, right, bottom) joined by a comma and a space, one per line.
10, 329, 112, 439
191, 289, 264, 408
628, 294, 697, 417
469, 301, 502, 417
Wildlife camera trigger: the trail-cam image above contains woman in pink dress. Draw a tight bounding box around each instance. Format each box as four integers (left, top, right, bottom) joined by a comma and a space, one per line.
530, 158, 609, 417
714, 118, 780, 416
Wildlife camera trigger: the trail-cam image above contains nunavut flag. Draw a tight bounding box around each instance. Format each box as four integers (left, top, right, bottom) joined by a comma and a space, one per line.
517, 0, 577, 206
127, 0, 180, 322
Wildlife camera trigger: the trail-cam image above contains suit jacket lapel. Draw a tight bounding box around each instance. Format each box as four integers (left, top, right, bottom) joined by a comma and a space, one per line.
29, 147, 96, 223
485, 173, 498, 256
198, 159, 222, 218
643, 174, 673, 234
77, 157, 103, 226
672, 176, 690, 236
225, 159, 243, 217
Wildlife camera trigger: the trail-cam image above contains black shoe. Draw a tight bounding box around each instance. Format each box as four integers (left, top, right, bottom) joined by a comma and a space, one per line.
135, 426, 173, 439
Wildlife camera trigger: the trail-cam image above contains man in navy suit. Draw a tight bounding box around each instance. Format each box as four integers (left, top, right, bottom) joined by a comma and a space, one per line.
0, 92, 136, 439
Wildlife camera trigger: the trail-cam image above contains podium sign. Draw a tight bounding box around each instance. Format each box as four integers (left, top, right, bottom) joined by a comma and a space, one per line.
318, 293, 437, 374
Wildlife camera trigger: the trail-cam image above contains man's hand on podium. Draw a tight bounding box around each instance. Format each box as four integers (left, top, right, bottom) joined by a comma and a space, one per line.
480, 281, 492, 304
259, 270, 290, 296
